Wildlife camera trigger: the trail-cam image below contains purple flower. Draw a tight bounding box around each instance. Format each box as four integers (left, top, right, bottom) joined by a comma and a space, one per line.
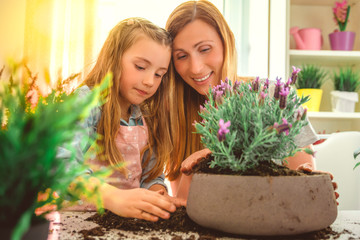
233, 80, 241, 91
279, 87, 290, 109
274, 77, 283, 100
263, 78, 270, 90
212, 79, 233, 103
218, 119, 231, 141
214, 90, 224, 103
252, 77, 260, 92
273, 118, 292, 136
259, 91, 268, 105
291, 66, 301, 85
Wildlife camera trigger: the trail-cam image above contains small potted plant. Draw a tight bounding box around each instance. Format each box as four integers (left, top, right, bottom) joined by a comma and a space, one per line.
331, 67, 360, 112
295, 64, 327, 112
329, 0, 355, 51
0, 63, 108, 240
354, 147, 360, 169
186, 68, 337, 236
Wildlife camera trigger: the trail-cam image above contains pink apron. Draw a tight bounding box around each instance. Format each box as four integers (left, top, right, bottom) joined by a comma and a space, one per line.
65, 118, 148, 211
111, 121, 148, 189
87, 118, 149, 189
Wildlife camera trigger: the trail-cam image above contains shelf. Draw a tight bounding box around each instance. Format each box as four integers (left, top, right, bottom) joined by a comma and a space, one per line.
287, 0, 360, 134
291, 0, 359, 6
289, 50, 360, 66
308, 111, 360, 119
307, 112, 360, 134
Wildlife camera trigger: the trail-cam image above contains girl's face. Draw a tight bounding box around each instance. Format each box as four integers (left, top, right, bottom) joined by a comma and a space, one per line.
119, 35, 171, 109
172, 19, 224, 95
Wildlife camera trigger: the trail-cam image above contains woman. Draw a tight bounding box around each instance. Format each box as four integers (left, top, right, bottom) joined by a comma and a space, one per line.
164, 0, 334, 201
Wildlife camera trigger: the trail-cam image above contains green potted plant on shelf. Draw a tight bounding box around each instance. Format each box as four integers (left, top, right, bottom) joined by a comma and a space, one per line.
329, 0, 355, 51
186, 67, 337, 236
331, 67, 360, 112
0, 62, 110, 240
295, 64, 327, 112
354, 147, 360, 170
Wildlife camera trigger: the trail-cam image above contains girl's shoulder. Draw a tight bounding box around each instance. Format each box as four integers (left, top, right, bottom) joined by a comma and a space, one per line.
74, 85, 92, 99
74, 85, 102, 125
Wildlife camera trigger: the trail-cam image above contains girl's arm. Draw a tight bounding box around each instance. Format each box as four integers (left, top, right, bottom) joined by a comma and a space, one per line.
140, 151, 186, 207
140, 150, 168, 190
73, 176, 178, 222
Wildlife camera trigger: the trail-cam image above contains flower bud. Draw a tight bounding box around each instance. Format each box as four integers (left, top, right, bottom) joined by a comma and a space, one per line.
274, 77, 283, 100
279, 87, 290, 109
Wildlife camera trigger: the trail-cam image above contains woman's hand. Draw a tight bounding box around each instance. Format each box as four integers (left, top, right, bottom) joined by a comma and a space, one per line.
102, 183, 178, 222
180, 148, 212, 175
297, 163, 339, 205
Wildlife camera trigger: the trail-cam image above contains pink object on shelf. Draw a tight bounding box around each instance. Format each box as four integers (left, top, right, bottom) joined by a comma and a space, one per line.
290, 27, 323, 50
329, 31, 356, 51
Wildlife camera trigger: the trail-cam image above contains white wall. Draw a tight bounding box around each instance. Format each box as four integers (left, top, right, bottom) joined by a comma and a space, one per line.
0, 0, 271, 80
269, 0, 287, 81
0, 0, 26, 69
224, 0, 269, 79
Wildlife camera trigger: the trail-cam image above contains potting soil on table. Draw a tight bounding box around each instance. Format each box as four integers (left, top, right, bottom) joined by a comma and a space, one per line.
80, 159, 345, 239
81, 207, 347, 240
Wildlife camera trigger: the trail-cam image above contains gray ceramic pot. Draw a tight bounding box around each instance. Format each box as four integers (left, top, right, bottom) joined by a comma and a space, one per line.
186, 173, 337, 236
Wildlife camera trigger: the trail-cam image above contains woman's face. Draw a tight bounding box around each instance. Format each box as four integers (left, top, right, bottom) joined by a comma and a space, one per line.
172, 19, 224, 95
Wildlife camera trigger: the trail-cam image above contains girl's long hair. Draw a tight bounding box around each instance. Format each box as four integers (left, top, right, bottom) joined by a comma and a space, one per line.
84, 17, 172, 182
165, 0, 237, 180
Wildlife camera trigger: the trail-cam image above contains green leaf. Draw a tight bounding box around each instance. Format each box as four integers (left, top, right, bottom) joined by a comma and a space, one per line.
11, 209, 33, 240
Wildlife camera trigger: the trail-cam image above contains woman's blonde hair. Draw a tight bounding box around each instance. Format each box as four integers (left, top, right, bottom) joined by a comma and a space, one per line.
165, 0, 237, 180
84, 17, 172, 182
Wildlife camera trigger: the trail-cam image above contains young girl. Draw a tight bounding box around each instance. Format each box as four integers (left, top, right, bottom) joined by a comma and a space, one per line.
60, 17, 184, 222
164, 0, 338, 201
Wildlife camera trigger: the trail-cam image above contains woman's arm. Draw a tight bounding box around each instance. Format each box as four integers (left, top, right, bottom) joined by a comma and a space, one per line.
170, 148, 212, 203
284, 144, 316, 170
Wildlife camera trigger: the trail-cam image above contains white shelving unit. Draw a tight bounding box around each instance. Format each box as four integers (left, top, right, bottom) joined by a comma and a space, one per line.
289, 50, 360, 66
308, 112, 360, 134
291, 0, 359, 6
286, 0, 360, 134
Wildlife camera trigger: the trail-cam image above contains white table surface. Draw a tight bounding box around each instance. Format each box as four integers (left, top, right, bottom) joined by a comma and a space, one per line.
48, 210, 360, 240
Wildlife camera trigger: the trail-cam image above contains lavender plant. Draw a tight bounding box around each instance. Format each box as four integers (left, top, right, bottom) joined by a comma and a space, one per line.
195, 67, 311, 172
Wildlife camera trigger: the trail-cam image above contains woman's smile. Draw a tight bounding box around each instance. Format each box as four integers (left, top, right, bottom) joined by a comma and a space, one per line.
193, 72, 212, 82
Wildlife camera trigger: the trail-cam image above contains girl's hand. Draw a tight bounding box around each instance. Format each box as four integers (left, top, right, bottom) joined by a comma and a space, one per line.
102, 183, 177, 222
297, 164, 339, 205
181, 148, 212, 175
149, 184, 186, 207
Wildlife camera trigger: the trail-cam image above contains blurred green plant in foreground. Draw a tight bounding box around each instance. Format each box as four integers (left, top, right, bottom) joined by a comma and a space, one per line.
0, 61, 111, 240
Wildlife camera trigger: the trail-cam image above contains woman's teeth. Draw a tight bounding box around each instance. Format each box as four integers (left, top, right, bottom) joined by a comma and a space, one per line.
194, 72, 211, 82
